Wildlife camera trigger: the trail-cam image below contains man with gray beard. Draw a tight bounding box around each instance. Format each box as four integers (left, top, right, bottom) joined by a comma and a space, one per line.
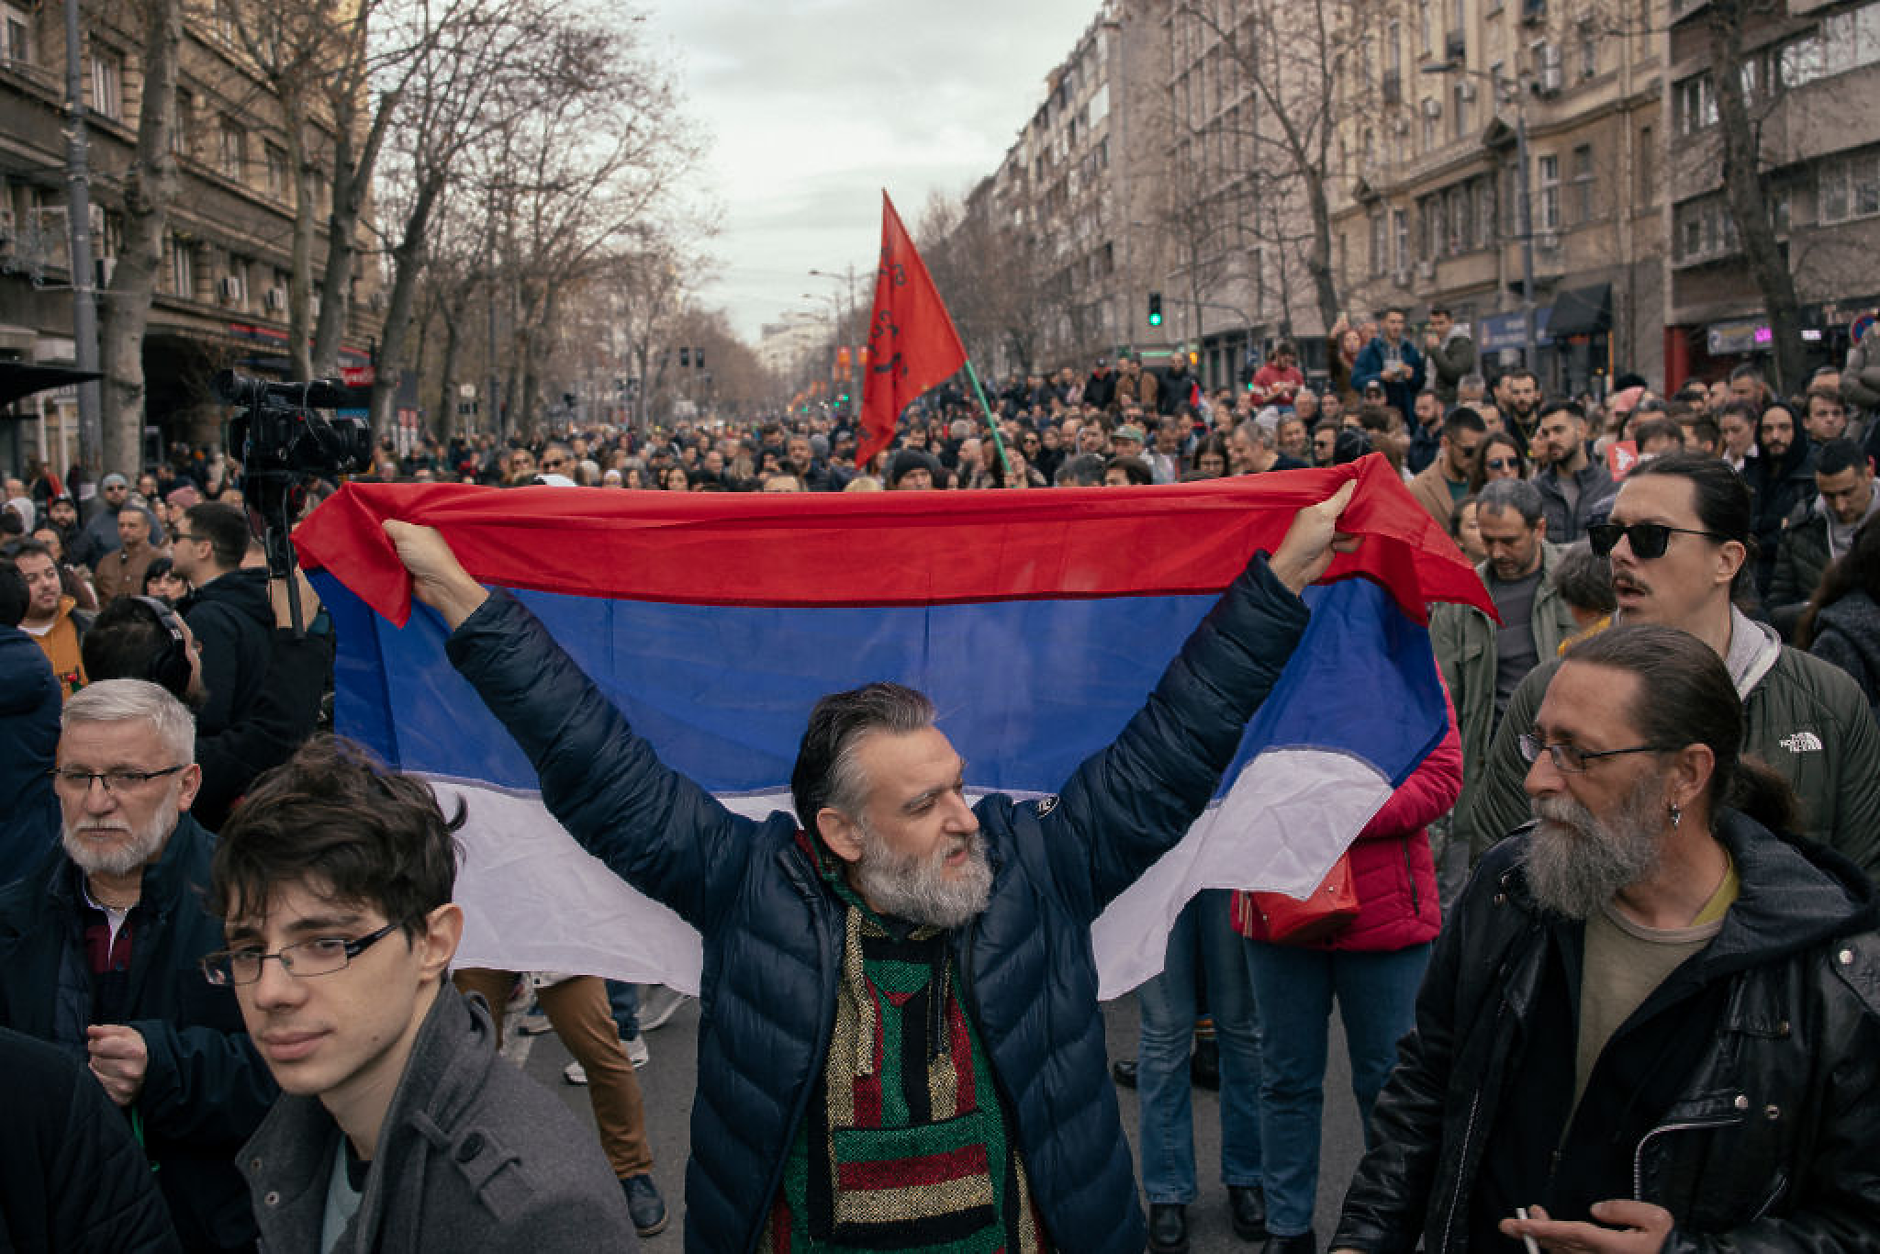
0, 679, 277, 1251
382, 483, 1355, 1254
1333, 625, 1880, 1254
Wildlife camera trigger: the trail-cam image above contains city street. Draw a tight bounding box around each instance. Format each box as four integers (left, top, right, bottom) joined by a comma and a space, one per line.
511, 987, 1371, 1251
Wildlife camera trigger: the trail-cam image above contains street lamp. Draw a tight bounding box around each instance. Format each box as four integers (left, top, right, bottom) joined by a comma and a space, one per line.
1422, 60, 1537, 372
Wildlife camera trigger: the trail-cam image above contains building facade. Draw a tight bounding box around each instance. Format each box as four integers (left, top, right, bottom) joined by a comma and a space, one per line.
0, 0, 381, 474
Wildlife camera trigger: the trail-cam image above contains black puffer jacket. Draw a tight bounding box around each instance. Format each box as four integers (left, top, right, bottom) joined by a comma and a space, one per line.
0, 1025, 180, 1252
0, 816, 279, 1252
446, 555, 1310, 1254
1333, 812, 1880, 1253
182, 568, 274, 736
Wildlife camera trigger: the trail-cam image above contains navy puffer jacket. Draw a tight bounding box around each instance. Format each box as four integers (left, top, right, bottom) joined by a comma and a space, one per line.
446, 555, 1309, 1254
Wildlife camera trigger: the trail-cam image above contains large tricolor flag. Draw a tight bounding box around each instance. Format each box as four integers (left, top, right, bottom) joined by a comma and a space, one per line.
855, 191, 969, 471
293, 457, 1491, 998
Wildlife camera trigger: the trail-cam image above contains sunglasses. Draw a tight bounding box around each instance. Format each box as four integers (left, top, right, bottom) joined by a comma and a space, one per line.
1484, 457, 1519, 471
1586, 521, 1726, 559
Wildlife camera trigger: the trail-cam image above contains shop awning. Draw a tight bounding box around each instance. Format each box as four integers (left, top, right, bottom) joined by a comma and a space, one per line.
0, 361, 102, 408
1547, 283, 1612, 338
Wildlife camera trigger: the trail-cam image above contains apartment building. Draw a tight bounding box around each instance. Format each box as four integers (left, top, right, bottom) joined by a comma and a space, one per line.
1327, 0, 1666, 395
1662, 0, 1880, 388
0, 0, 381, 470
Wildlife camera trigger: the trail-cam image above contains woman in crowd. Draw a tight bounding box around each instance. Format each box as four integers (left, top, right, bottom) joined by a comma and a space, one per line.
662, 464, 693, 492
1186, 434, 1231, 479
1448, 493, 1488, 564
1467, 430, 1528, 494
1796, 518, 1880, 720
141, 555, 191, 606
1236, 691, 1460, 1254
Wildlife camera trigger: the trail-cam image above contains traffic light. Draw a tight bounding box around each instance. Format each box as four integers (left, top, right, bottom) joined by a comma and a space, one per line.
1147, 291, 1163, 327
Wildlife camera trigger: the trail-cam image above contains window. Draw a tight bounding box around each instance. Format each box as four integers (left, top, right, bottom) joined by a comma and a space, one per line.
1419, 0, 1433, 55
1537, 154, 1560, 231
1387, 20, 1403, 76
1370, 212, 1388, 275
1818, 4, 1880, 78
1637, 125, 1654, 204
1422, 100, 1438, 150
1449, 185, 1470, 253
1820, 149, 1880, 224
89, 46, 123, 121
1479, 175, 1498, 245
169, 236, 193, 298
173, 90, 194, 157
1579, 20, 1597, 77
1571, 143, 1595, 223
1674, 75, 1716, 135
1673, 196, 1739, 261
223, 256, 250, 307
218, 117, 244, 181
266, 144, 289, 199
1454, 81, 1470, 140
2, 2, 31, 65
1394, 209, 1409, 271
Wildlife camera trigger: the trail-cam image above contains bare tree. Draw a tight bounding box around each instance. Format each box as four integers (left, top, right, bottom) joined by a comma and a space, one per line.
95, 0, 183, 472
1172, 0, 1360, 335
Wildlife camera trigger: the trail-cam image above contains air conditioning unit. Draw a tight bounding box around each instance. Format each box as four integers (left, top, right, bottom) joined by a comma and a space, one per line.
1392, 116, 1411, 136
1416, 259, 1436, 280
1458, 81, 1478, 101
310, 293, 321, 319
1534, 229, 1561, 251
97, 256, 116, 287
1422, 98, 1443, 118
218, 274, 242, 302
1393, 268, 1412, 288
264, 286, 286, 312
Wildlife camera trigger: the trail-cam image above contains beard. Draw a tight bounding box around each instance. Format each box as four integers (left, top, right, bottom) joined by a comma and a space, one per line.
850, 821, 994, 931
1522, 775, 1665, 920
62, 797, 175, 878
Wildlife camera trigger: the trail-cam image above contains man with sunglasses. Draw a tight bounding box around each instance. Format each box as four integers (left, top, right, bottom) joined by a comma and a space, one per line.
1456, 454, 1880, 878
207, 737, 637, 1252
0, 679, 278, 1251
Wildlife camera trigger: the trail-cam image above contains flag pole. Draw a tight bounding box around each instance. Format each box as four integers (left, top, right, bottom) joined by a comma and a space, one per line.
961, 360, 1014, 478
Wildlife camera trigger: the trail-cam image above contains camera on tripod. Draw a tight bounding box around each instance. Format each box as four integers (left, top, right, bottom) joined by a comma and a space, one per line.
216, 370, 373, 627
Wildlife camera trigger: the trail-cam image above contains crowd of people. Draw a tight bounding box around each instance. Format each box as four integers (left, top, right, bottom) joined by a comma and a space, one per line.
1, 308, 1878, 1253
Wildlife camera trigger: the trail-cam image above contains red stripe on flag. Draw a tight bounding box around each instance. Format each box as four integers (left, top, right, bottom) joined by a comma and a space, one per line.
293, 457, 1494, 627
837, 1144, 991, 1191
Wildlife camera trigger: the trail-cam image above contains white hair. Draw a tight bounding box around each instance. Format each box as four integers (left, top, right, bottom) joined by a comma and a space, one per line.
63, 679, 196, 765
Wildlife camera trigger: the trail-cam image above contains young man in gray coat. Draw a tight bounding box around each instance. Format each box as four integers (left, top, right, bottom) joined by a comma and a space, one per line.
206, 736, 637, 1253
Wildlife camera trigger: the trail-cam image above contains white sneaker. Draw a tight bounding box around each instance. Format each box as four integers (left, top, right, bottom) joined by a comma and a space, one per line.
625, 1034, 649, 1069
637, 985, 694, 1032
517, 1013, 552, 1036
562, 1061, 587, 1085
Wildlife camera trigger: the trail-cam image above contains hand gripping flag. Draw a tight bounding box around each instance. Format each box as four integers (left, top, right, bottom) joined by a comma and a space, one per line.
293, 456, 1492, 997
854, 191, 968, 471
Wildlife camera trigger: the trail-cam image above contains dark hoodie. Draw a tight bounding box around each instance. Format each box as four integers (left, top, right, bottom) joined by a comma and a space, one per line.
1747, 433, 1817, 599
181, 567, 273, 737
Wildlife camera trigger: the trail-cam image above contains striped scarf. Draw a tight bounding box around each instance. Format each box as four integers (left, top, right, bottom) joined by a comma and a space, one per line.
763, 869, 1045, 1252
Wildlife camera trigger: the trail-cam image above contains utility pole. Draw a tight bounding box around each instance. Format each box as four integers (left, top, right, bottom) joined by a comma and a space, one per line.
62, 0, 102, 472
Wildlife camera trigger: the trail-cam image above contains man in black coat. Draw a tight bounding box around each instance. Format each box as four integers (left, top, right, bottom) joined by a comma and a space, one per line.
170, 503, 273, 736
0, 679, 277, 1252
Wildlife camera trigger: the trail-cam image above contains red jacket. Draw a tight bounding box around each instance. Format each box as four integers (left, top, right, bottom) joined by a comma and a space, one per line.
1236, 684, 1460, 952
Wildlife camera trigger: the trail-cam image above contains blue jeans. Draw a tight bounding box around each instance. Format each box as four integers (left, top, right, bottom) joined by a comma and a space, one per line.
1135, 890, 1263, 1204
1242, 940, 1431, 1237
607, 979, 639, 1038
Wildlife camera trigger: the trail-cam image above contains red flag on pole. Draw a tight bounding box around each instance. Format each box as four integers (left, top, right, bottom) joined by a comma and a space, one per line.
855, 191, 968, 473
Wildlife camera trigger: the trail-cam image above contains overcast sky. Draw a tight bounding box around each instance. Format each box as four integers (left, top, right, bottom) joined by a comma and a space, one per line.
642, 0, 1102, 343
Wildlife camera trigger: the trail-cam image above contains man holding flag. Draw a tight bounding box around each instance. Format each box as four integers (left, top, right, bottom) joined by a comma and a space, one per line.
376, 480, 1356, 1254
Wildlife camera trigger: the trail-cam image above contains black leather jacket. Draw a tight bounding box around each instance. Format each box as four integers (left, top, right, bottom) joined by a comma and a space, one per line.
1333, 811, 1880, 1253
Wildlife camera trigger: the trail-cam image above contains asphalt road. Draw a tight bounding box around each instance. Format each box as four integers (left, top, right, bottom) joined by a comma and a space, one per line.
512, 988, 1370, 1252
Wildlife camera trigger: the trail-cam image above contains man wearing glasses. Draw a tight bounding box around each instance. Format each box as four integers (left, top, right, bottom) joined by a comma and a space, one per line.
206, 737, 637, 1252
1333, 624, 1880, 1253
0, 679, 278, 1251
1457, 454, 1880, 879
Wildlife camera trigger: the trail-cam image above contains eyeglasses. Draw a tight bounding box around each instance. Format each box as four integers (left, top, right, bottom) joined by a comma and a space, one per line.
1518, 733, 1666, 773
172, 531, 203, 544
50, 764, 190, 794
201, 921, 404, 987
1484, 457, 1519, 471
541, 457, 569, 469
1585, 521, 1727, 559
